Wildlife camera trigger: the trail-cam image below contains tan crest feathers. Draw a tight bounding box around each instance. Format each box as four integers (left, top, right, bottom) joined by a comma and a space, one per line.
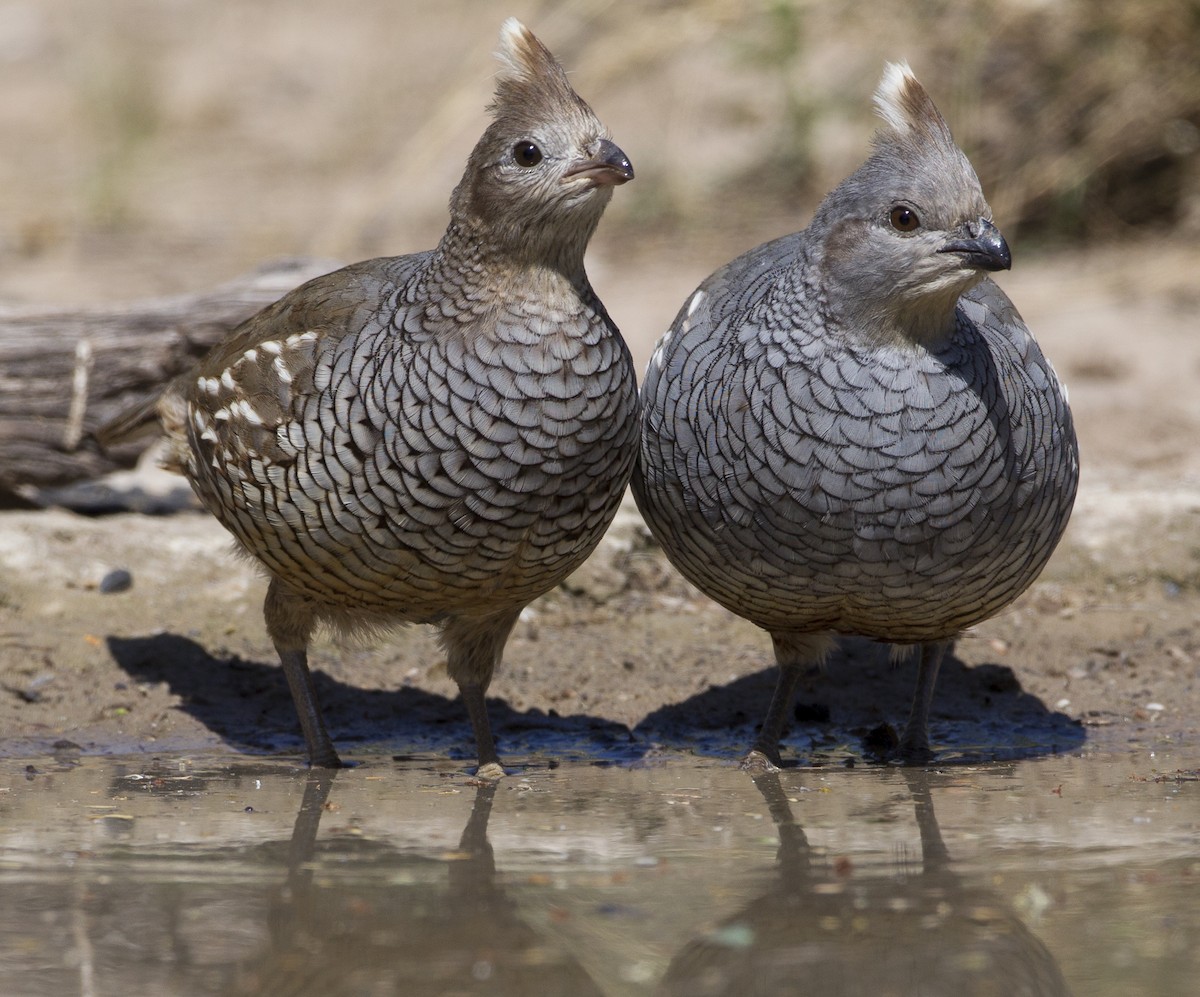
497, 16, 528, 49
488, 18, 585, 121
494, 18, 559, 85
871, 61, 955, 149
873, 62, 919, 133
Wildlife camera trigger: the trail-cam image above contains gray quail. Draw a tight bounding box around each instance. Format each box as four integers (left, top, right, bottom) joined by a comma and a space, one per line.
633, 63, 1078, 768
108, 20, 638, 774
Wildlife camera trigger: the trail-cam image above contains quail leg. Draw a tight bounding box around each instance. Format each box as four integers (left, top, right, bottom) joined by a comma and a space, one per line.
744, 633, 833, 771
443, 609, 521, 779
461, 683, 504, 780
743, 663, 803, 772
277, 647, 342, 769
895, 640, 949, 763
265, 578, 342, 768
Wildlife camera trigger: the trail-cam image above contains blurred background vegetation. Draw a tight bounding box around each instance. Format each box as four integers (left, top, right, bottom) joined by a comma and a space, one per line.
0, 0, 1195, 305
595, 0, 1200, 248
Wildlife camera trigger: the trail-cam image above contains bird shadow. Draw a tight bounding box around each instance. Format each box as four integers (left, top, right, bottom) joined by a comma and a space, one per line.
106, 632, 1083, 769
634, 636, 1086, 766
105, 634, 641, 767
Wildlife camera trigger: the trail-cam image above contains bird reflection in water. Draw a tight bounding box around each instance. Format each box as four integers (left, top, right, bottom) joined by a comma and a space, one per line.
660, 770, 1073, 997
230, 772, 603, 997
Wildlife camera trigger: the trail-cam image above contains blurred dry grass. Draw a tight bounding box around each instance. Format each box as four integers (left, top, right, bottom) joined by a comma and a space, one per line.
0, 0, 1194, 305
872, 0, 1200, 244
593, 0, 1200, 247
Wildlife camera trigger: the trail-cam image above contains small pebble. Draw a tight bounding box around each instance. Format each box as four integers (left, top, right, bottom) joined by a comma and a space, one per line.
99, 569, 133, 594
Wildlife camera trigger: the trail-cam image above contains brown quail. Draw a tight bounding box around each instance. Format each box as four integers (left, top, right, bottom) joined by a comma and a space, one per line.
633, 64, 1078, 768
111, 20, 638, 774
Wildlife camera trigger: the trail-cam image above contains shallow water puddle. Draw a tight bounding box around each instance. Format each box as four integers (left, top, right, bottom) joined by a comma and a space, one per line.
1, 750, 1197, 996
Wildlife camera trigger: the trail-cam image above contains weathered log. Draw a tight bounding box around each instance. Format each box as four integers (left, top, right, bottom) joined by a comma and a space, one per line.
0, 258, 336, 504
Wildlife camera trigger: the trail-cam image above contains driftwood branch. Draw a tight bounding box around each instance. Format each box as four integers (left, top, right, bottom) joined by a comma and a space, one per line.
0, 257, 337, 505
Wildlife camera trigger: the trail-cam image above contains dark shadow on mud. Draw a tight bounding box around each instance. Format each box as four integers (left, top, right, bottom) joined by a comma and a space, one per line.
634, 636, 1086, 765
106, 634, 640, 766
107, 631, 1083, 767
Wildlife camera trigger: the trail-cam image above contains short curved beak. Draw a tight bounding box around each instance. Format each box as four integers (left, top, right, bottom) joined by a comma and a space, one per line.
562, 138, 634, 188
938, 218, 1011, 272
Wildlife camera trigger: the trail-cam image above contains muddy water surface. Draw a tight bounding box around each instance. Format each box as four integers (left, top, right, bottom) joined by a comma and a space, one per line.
2, 749, 1197, 996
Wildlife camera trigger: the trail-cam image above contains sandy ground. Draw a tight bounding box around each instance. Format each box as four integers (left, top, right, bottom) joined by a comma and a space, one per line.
1, 2, 1199, 767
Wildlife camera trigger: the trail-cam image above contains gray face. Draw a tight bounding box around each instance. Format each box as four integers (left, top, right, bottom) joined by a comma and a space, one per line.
811, 72, 1009, 341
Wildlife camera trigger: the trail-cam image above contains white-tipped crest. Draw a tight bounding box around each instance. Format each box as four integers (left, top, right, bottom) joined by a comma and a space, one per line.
487, 17, 581, 119
495, 18, 533, 76
868, 60, 957, 153
493, 17, 561, 88
873, 61, 919, 134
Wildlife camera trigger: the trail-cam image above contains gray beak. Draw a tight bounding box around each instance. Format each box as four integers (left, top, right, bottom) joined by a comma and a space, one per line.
938, 218, 1011, 272
562, 138, 634, 188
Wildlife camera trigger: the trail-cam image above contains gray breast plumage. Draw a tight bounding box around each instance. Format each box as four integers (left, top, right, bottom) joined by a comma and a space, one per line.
635, 274, 1078, 643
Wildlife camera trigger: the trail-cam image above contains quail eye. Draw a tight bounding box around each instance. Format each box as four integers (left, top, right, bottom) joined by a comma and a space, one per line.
890, 206, 921, 232
513, 141, 543, 168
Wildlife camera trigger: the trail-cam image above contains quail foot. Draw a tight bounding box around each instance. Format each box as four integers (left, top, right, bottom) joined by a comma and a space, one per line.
101, 20, 638, 775
633, 63, 1078, 769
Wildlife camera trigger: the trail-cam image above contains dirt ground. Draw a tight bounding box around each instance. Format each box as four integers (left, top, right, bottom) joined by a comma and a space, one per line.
1, 2, 1199, 767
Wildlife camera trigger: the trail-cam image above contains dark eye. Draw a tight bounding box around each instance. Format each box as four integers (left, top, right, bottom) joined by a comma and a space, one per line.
890, 206, 920, 232
513, 141, 542, 167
